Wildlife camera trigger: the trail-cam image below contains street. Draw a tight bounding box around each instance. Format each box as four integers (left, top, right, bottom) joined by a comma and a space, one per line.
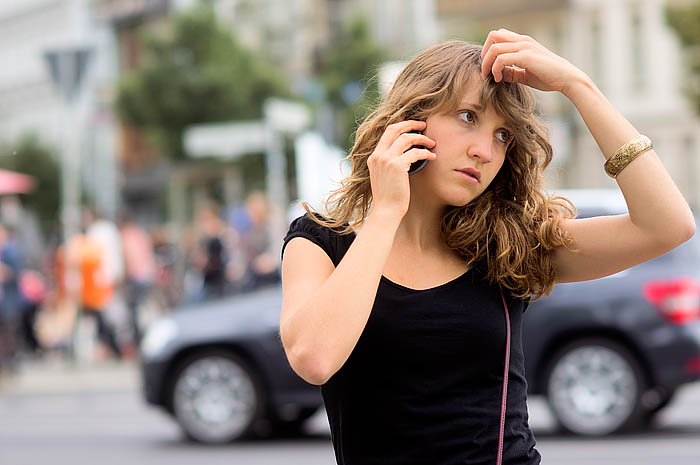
1, 359, 699, 465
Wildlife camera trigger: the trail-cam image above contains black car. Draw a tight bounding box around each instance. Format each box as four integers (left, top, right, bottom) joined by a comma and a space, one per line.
140, 190, 700, 442
139, 285, 320, 443
523, 189, 700, 435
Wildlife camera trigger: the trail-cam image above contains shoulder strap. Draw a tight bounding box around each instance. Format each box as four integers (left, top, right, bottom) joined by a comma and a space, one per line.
497, 286, 511, 465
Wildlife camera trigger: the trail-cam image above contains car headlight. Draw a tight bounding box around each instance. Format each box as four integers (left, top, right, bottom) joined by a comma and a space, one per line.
140, 317, 178, 359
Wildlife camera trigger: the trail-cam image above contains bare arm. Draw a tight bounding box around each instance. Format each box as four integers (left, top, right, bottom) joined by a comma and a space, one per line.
481, 29, 696, 283
551, 75, 695, 283
280, 120, 435, 385
280, 211, 401, 385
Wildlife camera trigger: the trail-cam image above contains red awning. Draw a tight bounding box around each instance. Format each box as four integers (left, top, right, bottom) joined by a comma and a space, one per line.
0, 169, 36, 194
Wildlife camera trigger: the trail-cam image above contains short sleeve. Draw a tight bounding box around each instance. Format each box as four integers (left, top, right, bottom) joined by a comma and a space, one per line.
281, 213, 336, 265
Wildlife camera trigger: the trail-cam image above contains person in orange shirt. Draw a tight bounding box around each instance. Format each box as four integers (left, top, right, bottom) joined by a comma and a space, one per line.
62, 234, 121, 359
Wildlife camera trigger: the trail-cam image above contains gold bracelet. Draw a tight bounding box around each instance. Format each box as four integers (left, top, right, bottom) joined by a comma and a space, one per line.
604, 134, 653, 179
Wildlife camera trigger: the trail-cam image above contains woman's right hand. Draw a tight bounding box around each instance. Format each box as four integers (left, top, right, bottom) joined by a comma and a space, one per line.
366, 120, 436, 219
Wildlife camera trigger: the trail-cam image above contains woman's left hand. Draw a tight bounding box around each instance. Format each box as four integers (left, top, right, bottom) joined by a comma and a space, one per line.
480, 28, 585, 95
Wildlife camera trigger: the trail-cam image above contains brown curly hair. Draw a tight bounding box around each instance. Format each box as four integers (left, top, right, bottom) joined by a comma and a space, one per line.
300, 40, 577, 301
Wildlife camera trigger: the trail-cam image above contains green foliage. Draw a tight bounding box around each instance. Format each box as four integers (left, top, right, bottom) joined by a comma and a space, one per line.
318, 14, 386, 150
665, 1, 700, 115
116, 3, 289, 160
666, 2, 700, 45
0, 135, 60, 234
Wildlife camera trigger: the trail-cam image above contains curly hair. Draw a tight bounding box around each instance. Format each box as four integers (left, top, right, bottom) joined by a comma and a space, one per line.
300, 40, 577, 301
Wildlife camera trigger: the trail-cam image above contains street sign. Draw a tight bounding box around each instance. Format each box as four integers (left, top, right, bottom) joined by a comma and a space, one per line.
183, 121, 266, 159
43, 48, 93, 102
263, 98, 311, 133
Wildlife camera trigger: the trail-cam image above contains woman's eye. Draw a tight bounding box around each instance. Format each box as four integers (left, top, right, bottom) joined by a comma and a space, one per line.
458, 111, 475, 124
496, 130, 511, 144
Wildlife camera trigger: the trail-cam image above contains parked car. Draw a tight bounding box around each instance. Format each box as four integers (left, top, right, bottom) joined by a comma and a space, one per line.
524, 189, 700, 435
139, 284, 322, 443
140, 190, 700, 442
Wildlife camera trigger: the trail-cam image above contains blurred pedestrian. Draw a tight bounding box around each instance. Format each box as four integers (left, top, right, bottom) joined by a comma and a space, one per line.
65, 233, 121, 360
279, 31, 695, 465
229, 191, 280, 290
17, 269, 46, 355
191, 201, 229, 301
83, 207, 126, 355
84, 206, 124, 290
119, 212, 156, 344
0, 223, 22, 370
151, 225, 179, 307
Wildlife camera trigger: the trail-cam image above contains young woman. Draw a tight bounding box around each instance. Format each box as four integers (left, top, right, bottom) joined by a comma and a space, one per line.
279, 29, 695, 465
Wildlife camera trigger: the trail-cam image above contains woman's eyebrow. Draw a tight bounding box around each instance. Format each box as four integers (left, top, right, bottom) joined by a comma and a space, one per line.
459, 102, 512, 130
459, 101, 483, 111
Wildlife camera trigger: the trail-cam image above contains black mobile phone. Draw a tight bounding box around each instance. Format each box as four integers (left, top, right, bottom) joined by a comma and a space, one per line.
407, 129, 429, 175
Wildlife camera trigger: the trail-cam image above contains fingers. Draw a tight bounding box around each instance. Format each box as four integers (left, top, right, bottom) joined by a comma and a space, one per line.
481, 30, 515, 60
368, 121, 436, 175
490, 51, 528, 82
481, 29, 535, 60
481, 29, 541, 82
480, 42, 523, 79
375, 120, 427, 154
390, 132, 436, 155
401, 147, 436, 167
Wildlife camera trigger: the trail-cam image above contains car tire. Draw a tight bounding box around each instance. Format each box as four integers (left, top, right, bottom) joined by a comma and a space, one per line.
169, 349, 265, 443
543, 337, 647, 436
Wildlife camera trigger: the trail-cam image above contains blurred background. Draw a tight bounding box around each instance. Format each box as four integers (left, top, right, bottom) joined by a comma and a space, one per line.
1, 0, 700, 464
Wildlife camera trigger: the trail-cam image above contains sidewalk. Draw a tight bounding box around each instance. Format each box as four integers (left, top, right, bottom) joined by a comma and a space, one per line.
0, 356, 140, 396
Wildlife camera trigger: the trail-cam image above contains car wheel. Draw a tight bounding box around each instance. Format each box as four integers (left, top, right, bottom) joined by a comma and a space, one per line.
170, 349, 264, 443
543, 338, 646, 436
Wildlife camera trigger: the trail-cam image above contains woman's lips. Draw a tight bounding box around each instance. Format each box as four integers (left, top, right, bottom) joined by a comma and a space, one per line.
456, 170, 479, 183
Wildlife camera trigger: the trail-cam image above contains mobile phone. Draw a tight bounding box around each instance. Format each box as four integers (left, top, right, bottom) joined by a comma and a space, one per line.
407, 129, 429, 175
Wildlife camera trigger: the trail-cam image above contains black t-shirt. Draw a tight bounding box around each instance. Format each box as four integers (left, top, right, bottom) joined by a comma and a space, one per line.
281, 213, 541, 465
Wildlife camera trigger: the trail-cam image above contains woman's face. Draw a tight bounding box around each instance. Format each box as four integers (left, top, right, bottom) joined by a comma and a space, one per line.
420, 82, 513, 206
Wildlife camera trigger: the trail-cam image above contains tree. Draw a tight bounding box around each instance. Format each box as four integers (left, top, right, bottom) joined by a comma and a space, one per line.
317, 14, 386, 150
116, 3, 289, 160
666, 1, 700, 115
0, 135, 60, 234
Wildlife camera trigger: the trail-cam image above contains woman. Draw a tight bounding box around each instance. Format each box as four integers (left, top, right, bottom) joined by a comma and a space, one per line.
279, 29, 695, 465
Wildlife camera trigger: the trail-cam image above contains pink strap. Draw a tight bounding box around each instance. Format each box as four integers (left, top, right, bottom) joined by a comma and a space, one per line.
497, 287, 511, 465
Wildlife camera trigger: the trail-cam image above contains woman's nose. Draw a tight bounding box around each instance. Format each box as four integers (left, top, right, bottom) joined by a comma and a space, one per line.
467, 134, 494, 163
